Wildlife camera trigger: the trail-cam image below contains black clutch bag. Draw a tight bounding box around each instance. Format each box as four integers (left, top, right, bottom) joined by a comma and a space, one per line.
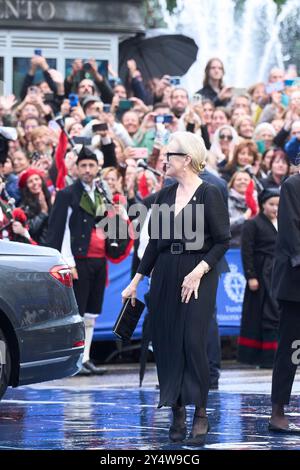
113, 298, 145, 341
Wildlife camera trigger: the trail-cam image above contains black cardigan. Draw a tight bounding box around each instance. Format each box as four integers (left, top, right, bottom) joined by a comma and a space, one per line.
137, 181, 230, 276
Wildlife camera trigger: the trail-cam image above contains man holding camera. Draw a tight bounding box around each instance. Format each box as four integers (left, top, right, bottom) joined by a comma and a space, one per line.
64, 58, 113, 105
47, 146, 109, 375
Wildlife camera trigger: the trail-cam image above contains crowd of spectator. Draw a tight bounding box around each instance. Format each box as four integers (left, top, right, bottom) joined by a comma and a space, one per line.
0, 56, 300, 368
1, 56, 299, 249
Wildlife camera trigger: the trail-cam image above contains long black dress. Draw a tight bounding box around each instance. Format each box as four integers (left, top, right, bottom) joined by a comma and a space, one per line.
137, 181, 230, 408
238, 212, 280, 367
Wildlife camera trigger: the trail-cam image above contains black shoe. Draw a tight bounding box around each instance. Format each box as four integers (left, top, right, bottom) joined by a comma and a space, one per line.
169, 406, 187, 442
185, 416, 210, 446
76, 365, 92, 376
83, 360, 107, 375
268, 421, 300, 434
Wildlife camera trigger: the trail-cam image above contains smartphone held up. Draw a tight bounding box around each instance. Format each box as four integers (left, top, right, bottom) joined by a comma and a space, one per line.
132, 147, 148, 160
169, 76, 181, 86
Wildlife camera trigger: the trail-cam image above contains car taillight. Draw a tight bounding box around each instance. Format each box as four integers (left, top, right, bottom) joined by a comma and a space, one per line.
50, 265, 73, 288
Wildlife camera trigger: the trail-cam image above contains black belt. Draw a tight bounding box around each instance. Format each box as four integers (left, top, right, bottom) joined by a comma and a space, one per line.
162, 243, 203, 255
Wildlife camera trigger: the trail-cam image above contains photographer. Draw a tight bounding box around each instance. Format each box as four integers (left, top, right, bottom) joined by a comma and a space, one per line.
81, 95, 103, 125
126, 59, 153, 105
64, 59, 113, 104
90, 120, 118, 169
170, 88, 189, 118
20, 54, 58, 101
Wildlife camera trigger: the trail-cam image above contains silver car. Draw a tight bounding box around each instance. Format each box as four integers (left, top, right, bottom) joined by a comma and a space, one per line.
0, 240, 84, 399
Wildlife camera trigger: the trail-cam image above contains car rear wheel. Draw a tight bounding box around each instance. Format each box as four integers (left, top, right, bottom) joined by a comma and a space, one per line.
0, 328, 11, 400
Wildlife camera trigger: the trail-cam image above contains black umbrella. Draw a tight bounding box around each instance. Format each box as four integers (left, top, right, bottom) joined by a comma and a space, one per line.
119, 34, 198, 83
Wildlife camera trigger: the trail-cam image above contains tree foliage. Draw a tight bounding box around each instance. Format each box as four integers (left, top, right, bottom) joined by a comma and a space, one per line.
150, 0, 288, 15
165, 0, 178, 13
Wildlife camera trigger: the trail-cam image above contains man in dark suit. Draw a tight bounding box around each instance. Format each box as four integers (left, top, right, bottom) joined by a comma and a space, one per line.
47, 146, 108, 376
270, 171, 300, 433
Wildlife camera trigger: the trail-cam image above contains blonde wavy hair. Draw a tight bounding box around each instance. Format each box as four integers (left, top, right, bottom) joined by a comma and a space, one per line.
169, 131, 207, 173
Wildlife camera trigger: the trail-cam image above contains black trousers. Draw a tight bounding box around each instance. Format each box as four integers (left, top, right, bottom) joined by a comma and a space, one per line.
207, 305, 221, 384
73, 257, 107, 316
271, 300, 300, 405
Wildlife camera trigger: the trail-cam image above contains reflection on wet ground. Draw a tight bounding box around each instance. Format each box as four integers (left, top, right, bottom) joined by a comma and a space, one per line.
1, 380, 300, 450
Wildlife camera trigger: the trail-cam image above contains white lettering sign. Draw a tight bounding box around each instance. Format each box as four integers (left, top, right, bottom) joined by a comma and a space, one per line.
0, 1, 56, 21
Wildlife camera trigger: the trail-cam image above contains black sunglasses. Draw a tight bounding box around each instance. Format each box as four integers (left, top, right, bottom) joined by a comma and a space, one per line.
164, 152, 187, 161
219, 134, 233, 141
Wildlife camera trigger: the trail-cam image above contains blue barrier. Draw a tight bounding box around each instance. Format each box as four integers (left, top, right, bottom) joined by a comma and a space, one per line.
94, 249, 245, 341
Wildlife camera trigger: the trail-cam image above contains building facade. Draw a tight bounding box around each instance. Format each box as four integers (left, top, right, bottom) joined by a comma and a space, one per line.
0, 0, 145, 95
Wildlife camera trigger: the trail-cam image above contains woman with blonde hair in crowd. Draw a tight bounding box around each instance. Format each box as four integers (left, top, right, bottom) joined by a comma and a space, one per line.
102, 166, 124, 197
210, 125, 239, 171
253, 122, 276, 153
247, 82, 268, 123
235, 115, 255, 139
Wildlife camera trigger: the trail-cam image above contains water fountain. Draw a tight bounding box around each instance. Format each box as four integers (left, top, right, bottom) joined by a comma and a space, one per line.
159, 0, 300, 93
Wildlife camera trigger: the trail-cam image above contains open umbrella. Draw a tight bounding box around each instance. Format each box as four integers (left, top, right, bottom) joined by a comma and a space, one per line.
119, 34, 198, 82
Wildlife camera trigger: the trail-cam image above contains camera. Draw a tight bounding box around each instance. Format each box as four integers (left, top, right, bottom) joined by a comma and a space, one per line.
69, 93, 79, 108
92, 123, 108, 133
155, 114, 173, 124
44, 92, 54, 102
169, 76, 181, 86
266, 81, 284, 94
192, 93, 202, 104
132, 147, 148, 159
31, 151, 41, 162
34, 49, 42, 56
73, 136, 92, 145
118, 100, 134, 111
83, 62, 92, 72
28, 86, 39, 96
103, 104, 111, 113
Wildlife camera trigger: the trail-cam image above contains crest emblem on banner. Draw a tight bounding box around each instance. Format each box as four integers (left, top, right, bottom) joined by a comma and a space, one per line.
223, 264, 246, 303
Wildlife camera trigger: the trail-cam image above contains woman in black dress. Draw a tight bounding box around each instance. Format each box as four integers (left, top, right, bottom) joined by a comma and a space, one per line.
122, 131, 230, 444
238, 189, 280, 368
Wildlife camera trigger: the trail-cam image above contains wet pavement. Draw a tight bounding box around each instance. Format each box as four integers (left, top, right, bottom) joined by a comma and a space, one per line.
1, 365, 300, 450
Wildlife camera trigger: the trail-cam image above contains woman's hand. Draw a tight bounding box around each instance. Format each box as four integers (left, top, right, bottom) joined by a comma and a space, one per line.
121, 281, 138, 307
218, 86, 233, 101
12, 221, 27, 237
38, 192, 48, 214
181, 268, 204, 304
70, 267, 79, 280
244, 208, 253, 220
248, 278, 259, 291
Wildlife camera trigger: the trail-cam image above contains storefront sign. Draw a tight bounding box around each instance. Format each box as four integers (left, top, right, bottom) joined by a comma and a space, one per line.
0, 1, 56, 21
0, 0, 144, 32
